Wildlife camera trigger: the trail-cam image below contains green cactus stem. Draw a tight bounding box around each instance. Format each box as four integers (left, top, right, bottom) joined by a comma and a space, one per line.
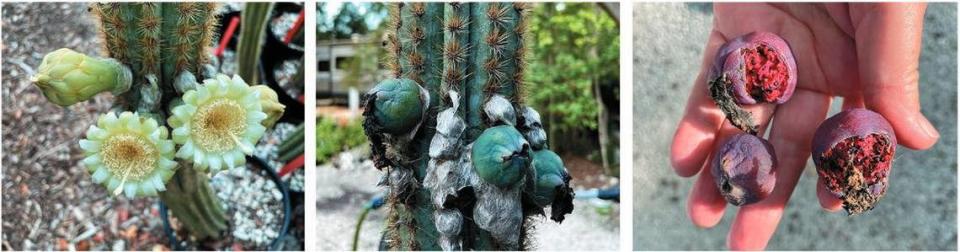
88, 2, 234, 241
158, 163, 228, 240
237, 2, 274, 83
362, 3, 573, 250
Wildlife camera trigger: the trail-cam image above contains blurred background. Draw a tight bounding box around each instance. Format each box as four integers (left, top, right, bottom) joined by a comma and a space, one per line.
314, 2, 622, 250
633, 3, 957, 250
1, 2, 305, 250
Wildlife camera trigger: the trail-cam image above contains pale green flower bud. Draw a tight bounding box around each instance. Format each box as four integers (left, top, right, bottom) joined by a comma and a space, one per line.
31, 48, 132, 107
251, 85, 285, 129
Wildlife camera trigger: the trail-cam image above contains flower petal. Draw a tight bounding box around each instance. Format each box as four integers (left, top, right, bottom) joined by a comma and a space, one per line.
208, 155, 222, 171
152, 175, 166, 191
124, 183, 137, 198
78, 139, 100, 153
91, 167, 110, 183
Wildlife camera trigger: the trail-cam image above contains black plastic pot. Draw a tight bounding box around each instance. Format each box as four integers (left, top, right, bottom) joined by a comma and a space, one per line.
258, 3, 304, 124
159, 156, 293, 251
215, 3, 305, 125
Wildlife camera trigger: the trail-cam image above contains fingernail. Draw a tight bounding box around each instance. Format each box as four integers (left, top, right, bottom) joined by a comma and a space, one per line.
918, 116, 940, 139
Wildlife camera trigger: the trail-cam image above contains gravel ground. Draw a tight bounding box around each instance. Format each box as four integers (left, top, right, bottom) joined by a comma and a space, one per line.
633, 3, 957, 250
1, 3, 168, 250
211, 166, 284, 250
2, 3, 305, 250
316, 146, 621, 250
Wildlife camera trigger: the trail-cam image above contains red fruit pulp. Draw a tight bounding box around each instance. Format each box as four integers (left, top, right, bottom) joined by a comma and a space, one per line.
819, 133, 894, 197
742, 44, 790, 103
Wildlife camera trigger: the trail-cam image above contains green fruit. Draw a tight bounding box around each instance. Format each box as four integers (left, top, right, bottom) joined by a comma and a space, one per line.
472, 125, 529, 188
531, 149, 566, 206
370, 78, 425, 135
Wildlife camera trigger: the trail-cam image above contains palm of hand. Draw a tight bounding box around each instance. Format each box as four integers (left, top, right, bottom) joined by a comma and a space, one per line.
670, 3, 935, 250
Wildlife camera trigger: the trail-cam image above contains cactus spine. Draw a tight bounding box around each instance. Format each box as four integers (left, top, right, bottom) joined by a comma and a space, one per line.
363, 3, 574, 250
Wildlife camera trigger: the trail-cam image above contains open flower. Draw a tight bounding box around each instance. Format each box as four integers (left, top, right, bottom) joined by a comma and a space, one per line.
79, 112, 177, 198
169, 74, 267, 172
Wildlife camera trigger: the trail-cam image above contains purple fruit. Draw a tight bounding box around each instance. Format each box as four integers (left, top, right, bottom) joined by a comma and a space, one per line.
812, 108, 897, 215
712, 133, 778, 206
711, 32, 797, 104
708, 32, 797, 135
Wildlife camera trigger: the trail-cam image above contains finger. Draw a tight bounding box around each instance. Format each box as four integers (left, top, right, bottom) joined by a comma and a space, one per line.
687, 152, 727, 228
727, 89, 831, 250
671, 30, 729, 177
688, 105, 776, 228
841, 95, 865, 110
852, 3, 939, 150
817, 176, 843, 212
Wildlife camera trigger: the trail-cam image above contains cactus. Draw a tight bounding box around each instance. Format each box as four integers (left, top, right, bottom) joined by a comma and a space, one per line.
362, 3, 574, 250
237, 2, 274, 83
30, 3, 284, 242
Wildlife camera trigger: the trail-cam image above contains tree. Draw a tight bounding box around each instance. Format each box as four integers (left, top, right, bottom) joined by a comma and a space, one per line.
525, 3, 619, 174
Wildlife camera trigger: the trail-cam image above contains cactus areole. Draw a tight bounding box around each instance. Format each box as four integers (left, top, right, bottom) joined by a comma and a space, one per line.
30, 3, 285, 242
361, 2, 574, 250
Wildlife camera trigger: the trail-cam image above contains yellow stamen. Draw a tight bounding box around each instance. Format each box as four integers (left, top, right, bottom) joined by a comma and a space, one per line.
101, 134, 157, 181
191, 99, 248, 153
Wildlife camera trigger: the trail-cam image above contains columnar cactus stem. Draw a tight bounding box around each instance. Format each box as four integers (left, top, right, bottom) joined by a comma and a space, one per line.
237, 3, 274, 83
158, 163, 228, 239
90, 3, 234, 240
364, 3, 573, 250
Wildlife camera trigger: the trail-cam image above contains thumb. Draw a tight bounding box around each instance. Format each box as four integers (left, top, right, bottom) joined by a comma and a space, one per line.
853, 3, 938, 150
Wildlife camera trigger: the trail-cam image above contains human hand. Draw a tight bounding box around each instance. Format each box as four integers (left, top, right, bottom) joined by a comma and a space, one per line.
670, 3, 939, 250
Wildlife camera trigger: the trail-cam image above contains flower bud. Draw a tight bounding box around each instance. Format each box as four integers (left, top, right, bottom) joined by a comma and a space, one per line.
251, 85, 285, 128
31, 48, 132, 106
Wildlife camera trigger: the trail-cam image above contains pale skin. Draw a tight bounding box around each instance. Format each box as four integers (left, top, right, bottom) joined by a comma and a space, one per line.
671, 3, 939, 250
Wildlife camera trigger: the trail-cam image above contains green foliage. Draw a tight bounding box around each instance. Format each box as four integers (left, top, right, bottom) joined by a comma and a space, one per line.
338, 26, 385, 89
524, 3, 619, 132
317, 3, 387, 40
316, 117, 367, 164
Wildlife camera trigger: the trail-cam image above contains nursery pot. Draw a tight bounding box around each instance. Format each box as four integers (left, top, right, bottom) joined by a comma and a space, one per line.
257, 3, 305, 124
216, 6, 305, 125
159, 156, 293, 250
